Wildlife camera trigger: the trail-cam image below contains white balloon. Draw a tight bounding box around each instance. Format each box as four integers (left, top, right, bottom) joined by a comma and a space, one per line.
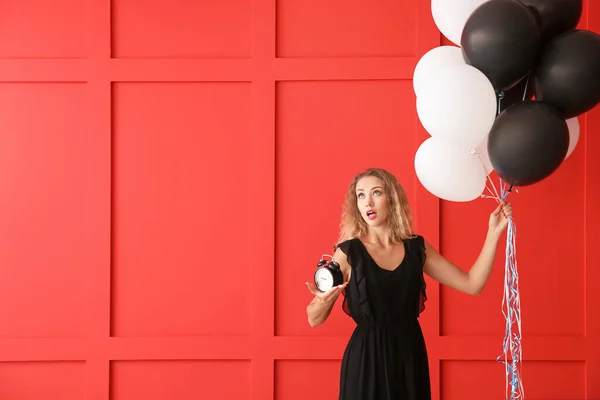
475, 135, 494, 175
413, 46, 465, 96
416, 63, 497, 150
414, 136, 487, 202
565, 117, 580, 158
431, 0, 491, 45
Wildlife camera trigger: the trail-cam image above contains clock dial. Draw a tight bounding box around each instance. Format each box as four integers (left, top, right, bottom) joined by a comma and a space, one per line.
315, 268, 334, 291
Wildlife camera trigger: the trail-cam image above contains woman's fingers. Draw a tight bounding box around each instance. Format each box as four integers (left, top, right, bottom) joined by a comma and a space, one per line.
306, 281, 348, 301
323, 283, 347, 300
322, 287, 340, 301
306, 282, 319, 295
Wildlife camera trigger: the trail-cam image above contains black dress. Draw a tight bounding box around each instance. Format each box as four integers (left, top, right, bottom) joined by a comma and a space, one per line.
335, 235, 431, 400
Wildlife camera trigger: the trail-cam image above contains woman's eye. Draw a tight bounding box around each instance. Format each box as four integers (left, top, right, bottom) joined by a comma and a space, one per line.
374, 190, 381, 195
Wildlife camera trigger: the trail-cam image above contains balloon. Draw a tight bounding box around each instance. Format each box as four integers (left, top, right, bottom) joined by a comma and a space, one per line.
415, 136, 487, 202
413, 46, 464, 96
475, 136, 494, 175
431, 0, 491, 45
534, 29, 600, 118
488, 101, 569, 186
498, 74, 535, 113
519, 0, 582, 42
461, 0, 541, 91
565, 117, 580, 158
416, 64, 497, 150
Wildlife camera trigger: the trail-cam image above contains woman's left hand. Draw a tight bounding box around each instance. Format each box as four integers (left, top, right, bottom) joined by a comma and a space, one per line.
488, 202, 512, 236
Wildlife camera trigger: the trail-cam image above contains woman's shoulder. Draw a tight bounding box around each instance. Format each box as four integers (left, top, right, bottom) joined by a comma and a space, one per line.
334, 237, 358, 253
331, 238, 359, 271
404, 234, 427, 254
405, 234, 427, 265
405, 233, 425, 244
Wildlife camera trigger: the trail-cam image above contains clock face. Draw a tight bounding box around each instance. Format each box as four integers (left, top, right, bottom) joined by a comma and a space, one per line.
315, 268, 334, 291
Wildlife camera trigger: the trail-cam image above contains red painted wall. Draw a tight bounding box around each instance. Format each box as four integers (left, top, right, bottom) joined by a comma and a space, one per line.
0, 1, 598, 399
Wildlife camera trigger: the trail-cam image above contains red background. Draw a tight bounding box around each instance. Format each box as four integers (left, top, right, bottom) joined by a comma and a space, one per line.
0, 0, 598, 399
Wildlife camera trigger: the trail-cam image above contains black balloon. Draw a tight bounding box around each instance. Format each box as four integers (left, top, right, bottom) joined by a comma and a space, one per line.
488, 101, 569, 186
534, 29, 600, 118
498, 74, 535, 113
461, 0, 541, 91
520, 0, 582, 43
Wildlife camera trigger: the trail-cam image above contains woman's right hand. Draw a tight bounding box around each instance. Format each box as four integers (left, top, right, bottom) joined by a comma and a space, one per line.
306, 281, 348, 304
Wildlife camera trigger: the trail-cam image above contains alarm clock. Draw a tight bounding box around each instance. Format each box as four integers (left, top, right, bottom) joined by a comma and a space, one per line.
314, 254, 344, 292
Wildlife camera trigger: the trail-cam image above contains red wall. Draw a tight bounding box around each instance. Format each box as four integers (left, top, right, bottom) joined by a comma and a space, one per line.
0, 1, 598, 399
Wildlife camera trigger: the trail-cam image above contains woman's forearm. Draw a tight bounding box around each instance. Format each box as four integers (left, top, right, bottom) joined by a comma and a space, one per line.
468, 229, 502, 295
306, 296, 336, 327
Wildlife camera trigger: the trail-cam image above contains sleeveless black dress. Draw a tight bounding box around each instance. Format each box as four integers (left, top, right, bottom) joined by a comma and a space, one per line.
335, 235, 431, 400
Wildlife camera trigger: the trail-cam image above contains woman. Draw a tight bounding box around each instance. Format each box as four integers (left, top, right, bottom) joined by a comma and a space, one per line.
305, 168, 512, 400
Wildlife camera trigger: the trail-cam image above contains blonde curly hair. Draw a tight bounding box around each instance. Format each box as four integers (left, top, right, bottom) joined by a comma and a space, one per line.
337, 168, 415, 244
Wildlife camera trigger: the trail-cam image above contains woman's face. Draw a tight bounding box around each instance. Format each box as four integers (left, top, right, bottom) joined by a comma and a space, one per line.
356, 176, 388, 227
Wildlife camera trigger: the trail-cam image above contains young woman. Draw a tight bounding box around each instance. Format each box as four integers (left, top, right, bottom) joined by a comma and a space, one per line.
305, 168, 512, 400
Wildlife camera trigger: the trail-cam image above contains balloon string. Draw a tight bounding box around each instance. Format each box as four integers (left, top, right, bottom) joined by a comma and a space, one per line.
521, 77, 530, 102
486, 177, 524, 400
474, 153, 523, 399
472, 149, 503, 201
488, 174, 501, 199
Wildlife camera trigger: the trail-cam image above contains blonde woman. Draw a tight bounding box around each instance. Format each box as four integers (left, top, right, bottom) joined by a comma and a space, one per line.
306, 168, 512, 400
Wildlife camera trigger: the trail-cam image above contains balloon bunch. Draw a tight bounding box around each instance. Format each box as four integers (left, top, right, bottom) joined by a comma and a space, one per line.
414, 0, 599, 198
412, 1, 600, 399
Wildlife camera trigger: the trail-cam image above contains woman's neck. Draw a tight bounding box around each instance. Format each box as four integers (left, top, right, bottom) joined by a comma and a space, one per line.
364, 225, 393, 248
